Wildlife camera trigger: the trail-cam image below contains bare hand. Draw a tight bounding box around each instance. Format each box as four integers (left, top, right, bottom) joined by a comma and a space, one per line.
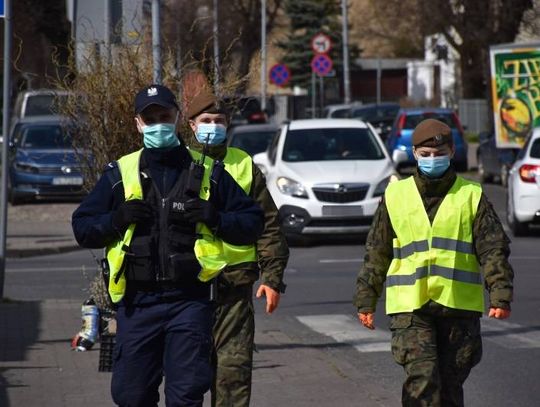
256, 284, 280, 314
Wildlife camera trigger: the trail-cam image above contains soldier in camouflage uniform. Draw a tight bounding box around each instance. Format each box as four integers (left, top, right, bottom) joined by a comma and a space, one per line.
354, 119, 514, 407
184, 89, 289, 407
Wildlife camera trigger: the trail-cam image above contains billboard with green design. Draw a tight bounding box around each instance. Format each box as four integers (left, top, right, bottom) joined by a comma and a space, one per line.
489, 43, 540, 148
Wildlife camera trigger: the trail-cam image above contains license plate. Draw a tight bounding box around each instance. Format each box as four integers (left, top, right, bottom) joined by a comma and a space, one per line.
52, 176, 83, 186
322, 205, 363, 217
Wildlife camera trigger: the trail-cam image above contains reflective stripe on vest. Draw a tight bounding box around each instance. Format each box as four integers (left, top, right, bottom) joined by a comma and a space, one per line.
384, 176, 483, 314
222, 147, 257, 266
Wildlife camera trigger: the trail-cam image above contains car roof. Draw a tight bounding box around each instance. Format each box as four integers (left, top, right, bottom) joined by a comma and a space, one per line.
13, 115, 69, 125
288, 119, 369, 130
354, 102, 399, 109
17, 89, 70, 97
229, 124, 279, 134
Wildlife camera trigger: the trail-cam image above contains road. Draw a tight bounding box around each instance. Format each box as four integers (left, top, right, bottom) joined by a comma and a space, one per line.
3, 180, 540, 406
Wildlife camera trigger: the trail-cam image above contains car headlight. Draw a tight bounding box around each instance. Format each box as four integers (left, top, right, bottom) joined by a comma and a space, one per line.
373, 174, 399, 197
276, 177, 308, 198
14, 162, 39, 173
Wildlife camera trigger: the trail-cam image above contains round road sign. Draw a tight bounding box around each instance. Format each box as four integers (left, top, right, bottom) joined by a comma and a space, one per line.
269, 63, 291, 87
311, 33, 332, 54
311, 54, 333, 77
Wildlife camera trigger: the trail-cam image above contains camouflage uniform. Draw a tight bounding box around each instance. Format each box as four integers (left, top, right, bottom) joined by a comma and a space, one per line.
188, 141, 289, 407
354, 167, 513, 407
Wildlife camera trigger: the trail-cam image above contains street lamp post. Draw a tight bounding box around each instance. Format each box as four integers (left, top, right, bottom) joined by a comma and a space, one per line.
261, 0, 267, 112
152, 0, 162, 84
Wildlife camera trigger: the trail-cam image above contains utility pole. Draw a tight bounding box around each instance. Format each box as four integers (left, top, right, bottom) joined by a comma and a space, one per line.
0, 0, 13, 299
260, 0, 267, 112
104, 0, 112, 65
213, 0, 220, 93
152, 0, 162, 84
341, 0, 351, 104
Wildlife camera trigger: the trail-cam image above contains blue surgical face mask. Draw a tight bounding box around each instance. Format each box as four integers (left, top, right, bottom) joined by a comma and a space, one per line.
195, 123, 227, 145
417, 155, 451, 178
142, 123, 180, 149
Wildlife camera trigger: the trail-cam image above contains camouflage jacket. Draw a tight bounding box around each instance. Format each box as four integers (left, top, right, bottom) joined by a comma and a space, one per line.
354, 167, 514, 316
185, 138, 289, 292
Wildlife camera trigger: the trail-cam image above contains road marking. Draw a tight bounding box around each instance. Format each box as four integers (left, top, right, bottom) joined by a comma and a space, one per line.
319, 259, 364, 263
5, 266, 95, 273
481, 317, 540, 349
297, 314, 390, 352
297, 314, 540, 353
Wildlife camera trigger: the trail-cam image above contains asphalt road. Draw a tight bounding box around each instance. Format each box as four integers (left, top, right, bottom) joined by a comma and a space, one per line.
4, 178, 540, 406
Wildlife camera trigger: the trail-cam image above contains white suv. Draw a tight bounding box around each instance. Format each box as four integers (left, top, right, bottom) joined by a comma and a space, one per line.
253, 119, 399, 238
507, 127, 540, 235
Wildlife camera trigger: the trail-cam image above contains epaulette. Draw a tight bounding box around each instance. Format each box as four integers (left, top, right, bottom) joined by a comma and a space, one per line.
103, 161, 121, 187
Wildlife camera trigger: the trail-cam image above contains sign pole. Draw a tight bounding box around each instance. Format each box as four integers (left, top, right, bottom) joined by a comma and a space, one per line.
341, 0, 351, 104
311, 71, 316, 118
260, 0, 267, 112
0, 0, 12, 299
319, 75, 324, 118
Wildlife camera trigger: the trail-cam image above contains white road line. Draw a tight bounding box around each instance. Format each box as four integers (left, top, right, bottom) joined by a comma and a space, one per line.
319, 259, 364, 263
481, 317, 540, 349
297, 314, 540, 353
297, 314, 391, 353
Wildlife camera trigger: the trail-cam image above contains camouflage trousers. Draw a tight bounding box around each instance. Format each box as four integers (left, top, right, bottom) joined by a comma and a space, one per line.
389, 312, 482, 407
211, 284, 255, 407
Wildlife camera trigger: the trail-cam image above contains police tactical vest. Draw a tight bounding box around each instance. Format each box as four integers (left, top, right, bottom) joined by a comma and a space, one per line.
384, 176, 484, 314
105, 149, 227, 303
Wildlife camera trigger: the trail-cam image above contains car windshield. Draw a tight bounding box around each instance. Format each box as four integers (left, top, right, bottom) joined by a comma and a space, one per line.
229, 130, 276, 156
403, 112, 458, 129
352, 106, 399, 122
19, 124, 72, 149
282, 128, 385, 162
24, 94, 68, 116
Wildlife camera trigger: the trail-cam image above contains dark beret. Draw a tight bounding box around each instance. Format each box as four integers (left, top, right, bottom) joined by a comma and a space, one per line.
186, 88, 227, 119
412, 118, 453, 147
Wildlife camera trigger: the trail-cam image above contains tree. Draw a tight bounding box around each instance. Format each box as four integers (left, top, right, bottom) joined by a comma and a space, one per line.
418, 0, 535, 99
277, 0, 346, 89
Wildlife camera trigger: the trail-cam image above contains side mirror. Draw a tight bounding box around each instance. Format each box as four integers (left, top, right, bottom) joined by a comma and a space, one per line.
392, 149, 409, 164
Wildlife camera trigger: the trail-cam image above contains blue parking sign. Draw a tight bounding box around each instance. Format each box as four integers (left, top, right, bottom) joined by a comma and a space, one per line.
0, 0, 4, 18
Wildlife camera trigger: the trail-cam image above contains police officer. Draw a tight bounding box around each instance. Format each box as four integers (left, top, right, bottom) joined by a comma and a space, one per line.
354, 118, 514, 407
72, 84, 264, 407
184, 89, 289, 407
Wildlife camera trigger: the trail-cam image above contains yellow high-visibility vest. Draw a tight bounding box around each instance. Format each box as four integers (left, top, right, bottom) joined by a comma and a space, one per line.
105, 149, 227, 303
384, 176, 484, 314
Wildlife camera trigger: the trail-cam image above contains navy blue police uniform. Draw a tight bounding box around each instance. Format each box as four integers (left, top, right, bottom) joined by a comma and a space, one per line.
72, 145, 264, 407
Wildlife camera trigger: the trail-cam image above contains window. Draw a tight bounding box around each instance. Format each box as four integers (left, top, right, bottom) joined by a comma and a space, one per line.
282, 128, 385, 162
530, 138, 540, 159
20, 125, 72, 149
229, 130, 276, 156
404, 113, 458, 129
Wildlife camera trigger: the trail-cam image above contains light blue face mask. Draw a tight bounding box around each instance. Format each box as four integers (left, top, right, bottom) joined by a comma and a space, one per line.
417, 155, 451, 178
195, 123, 227, 145
142, 123, 180, 149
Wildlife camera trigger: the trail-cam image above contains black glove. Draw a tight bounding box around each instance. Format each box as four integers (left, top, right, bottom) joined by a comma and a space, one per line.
112, 199, 153, 232
183, 198, 220, 228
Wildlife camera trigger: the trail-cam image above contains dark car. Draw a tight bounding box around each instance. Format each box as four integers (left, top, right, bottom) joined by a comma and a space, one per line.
227, 123, 279, 156
223, 96, 268, 127
7, 116, 88, 205
386, 108, 468, 172
350, 103, 400, 141
477, 131, 519, 186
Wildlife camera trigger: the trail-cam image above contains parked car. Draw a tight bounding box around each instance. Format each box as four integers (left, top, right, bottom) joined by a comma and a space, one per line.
223, 96, 267, 127
12, 89, 70, 121
227, 123, 279, 156
386, 108, 468, 172
8, 115, 87, 205
350, 102, 400, 141
477, 131, 519, 186
253, 119, 401, 240
506, 128, 540, 235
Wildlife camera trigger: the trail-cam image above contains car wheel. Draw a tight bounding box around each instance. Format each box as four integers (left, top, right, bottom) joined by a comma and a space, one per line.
506, 190, 528, 236
477, 155, 492, 183
500, 164, 509, 187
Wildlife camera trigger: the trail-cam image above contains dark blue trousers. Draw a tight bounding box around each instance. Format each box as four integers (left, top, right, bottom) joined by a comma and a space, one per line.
111, 296, 214, 407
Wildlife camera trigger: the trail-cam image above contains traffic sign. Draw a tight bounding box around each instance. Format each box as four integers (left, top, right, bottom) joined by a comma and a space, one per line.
0, 0, 4, 18
311, 33, 332, 54
269, 63, 291, 87
311, 54, 333, 77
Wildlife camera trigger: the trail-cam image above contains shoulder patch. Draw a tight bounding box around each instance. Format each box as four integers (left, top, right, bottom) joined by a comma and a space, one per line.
103, 161, 118, 172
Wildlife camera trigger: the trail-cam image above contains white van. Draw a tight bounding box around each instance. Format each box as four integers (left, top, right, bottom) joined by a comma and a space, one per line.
12, 89, 70, 120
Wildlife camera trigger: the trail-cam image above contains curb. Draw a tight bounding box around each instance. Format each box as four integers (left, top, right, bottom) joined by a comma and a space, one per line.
6, 244, 82, 258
